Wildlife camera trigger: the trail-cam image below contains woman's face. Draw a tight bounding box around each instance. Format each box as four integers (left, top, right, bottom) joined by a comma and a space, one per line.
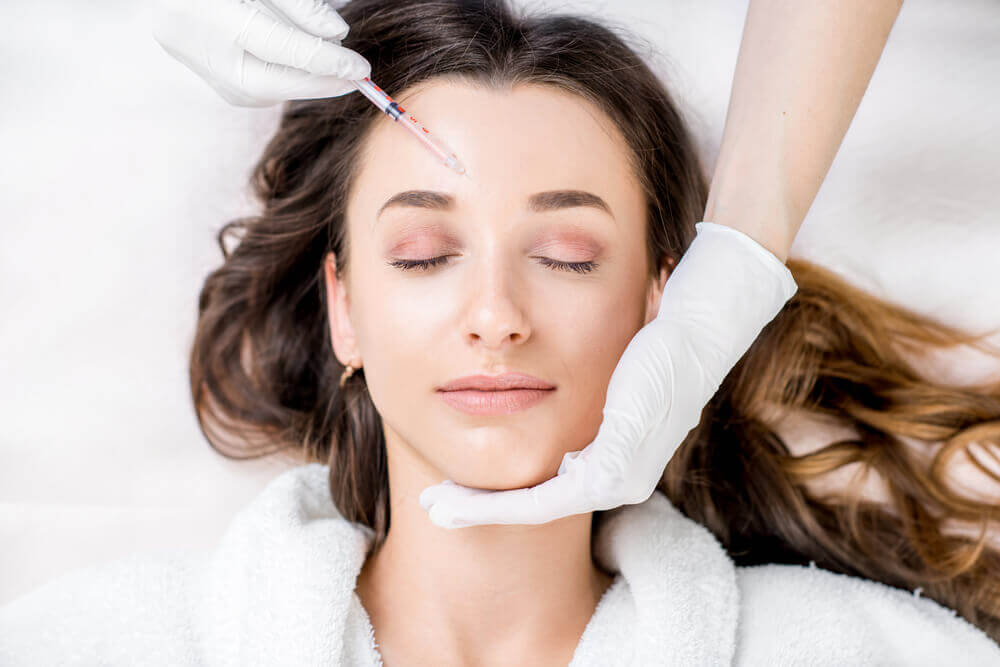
326, 79, 668, 490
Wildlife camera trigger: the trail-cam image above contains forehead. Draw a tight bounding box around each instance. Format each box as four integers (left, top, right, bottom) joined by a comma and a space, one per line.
347, 78, 643, 223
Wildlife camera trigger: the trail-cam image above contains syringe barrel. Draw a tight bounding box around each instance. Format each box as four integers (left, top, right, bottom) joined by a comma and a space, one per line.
350, 77, 465, 174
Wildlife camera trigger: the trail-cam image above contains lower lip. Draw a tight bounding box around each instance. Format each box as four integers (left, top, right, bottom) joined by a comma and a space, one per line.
437, 388, 555, 415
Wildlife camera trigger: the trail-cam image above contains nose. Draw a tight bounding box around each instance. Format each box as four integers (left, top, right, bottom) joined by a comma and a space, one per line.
460, 254, 532, 351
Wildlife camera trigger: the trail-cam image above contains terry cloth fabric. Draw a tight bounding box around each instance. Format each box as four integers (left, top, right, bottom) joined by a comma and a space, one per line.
2, 463, 998, 665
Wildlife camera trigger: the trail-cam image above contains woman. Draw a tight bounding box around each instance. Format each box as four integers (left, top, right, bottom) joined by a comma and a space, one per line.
4, 0, 1000, 664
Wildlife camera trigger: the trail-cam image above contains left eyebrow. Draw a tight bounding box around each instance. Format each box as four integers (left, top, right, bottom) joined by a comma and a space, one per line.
376, 188, 614, 222
527, 190, 614, 219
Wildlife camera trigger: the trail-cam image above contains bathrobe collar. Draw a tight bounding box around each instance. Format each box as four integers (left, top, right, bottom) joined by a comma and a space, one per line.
198, 464, 739, 666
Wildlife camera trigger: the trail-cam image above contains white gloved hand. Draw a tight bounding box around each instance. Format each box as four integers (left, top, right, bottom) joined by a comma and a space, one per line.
151, 0, 370, 107
418, 221, 799, 528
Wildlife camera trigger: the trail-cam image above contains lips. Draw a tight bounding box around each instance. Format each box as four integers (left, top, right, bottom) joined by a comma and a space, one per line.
437, 373, 556, 392
436, 373, 556, 416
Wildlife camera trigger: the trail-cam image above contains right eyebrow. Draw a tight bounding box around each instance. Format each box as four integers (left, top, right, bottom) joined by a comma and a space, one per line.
377, 190, 456, 219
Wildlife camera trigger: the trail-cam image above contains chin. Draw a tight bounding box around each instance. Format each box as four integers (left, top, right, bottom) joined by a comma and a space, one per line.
449, 451, 566, 491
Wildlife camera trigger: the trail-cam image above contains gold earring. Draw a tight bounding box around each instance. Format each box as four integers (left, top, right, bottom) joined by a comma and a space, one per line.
339, 362, 358, 388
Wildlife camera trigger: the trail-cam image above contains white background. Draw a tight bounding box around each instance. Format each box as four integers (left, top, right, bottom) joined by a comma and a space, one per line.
2, 0, 999, 604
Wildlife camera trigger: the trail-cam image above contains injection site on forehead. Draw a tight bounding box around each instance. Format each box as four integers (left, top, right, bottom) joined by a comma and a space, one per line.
354, 80, 636, 191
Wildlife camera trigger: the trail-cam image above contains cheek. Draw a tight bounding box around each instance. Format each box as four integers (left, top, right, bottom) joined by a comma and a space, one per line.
546, 259, 650, 444
554, 282, 647, 416
339, 259, 436, 428
537, 248, 648, 375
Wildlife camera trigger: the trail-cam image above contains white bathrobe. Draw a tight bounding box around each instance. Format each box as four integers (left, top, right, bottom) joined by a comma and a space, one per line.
2, 463, 997, 666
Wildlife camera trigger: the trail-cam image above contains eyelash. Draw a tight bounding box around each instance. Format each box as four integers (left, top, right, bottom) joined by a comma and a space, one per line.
387, 256, 599, 274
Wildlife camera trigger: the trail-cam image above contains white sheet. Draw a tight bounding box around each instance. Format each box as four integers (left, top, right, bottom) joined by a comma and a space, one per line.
1, 0, 998, 605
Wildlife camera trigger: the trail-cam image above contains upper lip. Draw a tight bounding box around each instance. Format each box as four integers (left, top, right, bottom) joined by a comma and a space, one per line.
438, 372, 556, 391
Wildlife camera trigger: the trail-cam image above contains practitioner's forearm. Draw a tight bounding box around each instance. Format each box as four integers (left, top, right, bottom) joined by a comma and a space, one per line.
703, 0, 904, 262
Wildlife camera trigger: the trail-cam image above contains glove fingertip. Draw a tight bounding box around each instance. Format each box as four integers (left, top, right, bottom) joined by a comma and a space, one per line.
285, 77, 357, 100
428, 503, 460, 529
341, 55, 371, 80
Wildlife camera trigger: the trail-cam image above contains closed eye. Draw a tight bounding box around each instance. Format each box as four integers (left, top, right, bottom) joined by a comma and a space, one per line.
387, 256, 599, 274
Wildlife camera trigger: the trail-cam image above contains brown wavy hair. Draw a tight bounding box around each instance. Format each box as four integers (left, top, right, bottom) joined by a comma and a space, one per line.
188, 0, 1000, 642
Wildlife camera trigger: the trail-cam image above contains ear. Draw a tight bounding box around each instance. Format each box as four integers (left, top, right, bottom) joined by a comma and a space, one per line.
643, 257, 676, 325
324, 252, 363, 367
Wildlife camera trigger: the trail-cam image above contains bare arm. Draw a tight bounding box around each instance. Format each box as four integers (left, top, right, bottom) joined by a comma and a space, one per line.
704, 0, 904, 262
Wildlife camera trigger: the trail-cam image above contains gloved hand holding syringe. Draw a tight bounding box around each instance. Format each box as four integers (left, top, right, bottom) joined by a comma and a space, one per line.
152, 0, 465, 173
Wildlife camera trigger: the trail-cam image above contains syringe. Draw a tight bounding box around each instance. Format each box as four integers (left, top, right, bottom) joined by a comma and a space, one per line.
351, 77, 466, 175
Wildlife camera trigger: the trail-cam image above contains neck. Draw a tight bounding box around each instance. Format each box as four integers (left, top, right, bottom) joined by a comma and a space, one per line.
355, 423, 615, 665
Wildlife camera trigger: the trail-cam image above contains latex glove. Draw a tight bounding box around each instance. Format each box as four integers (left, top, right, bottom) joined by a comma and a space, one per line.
151, 0, 371, 107
419, 221, 798, 528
